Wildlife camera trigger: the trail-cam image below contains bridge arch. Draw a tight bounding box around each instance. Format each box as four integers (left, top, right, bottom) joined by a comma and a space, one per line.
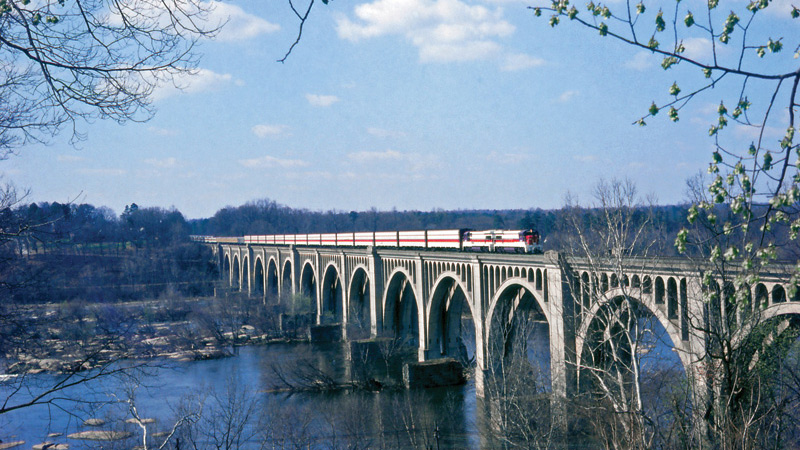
281, 259, 292, 298
321, 263, 344, 324
575, 286, 690, 386
299, 261, 317, 312
382, 267, 422, 348
231, 254, 241, 290
485, 279, 551, 390
242, 255, 250, 293
253, 257, 265, 298
266, 257, 279, 298
347, 265, 371, 338
223, 253, 231, 285
426, 273, 475, 364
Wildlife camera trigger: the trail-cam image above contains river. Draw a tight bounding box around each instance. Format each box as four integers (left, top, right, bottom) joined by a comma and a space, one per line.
1, 342, 496, 449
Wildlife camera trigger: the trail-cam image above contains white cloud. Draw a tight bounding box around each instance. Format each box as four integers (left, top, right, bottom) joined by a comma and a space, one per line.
208, 1, 280, 42
764, 0, 797, 17
239, 155, 309, 168
734, 124, 785, 141
144, 157, 179, 168
306, 94, 340, 107
558, 90, 579, 102
367, 127, 406, 138
77, 168, 127, 176
336, 0, 515, 63
57, 154, 86, 162
681, 37, 713, 61
624, 51, 654, 71
348, 149, 406, 161
152, 68, 235, 100
501, 53, 545, 71
252, 124, 289, 138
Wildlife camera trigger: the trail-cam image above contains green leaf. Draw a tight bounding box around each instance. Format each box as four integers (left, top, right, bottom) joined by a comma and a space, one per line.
598, 22, 608, 35
757, 46, 766, 57
708, 0, 719, 9
703, 68, 712, 78
636, 2, 645, 14
533, 7, 542, 16
648, 36, 659, 49
669, 107, 679, 122
601, 6, 611, 18
723, 12, 739, 34
768, 38, 783, 52
549, 15, 560, 26
661, 56, 678, 69
649, 102, 659, 116
748, 143, 757, 155
669, 82, 680, 96
792, 7, 800, 18
568, 6, 578, 19
763, 151, 773, 170
717, 102, 727, 116
713, 151, 723, 163
684, 12, 695, 27
655, 10, 665, 31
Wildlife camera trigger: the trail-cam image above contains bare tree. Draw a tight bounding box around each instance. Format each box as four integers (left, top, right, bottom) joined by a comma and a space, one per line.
561, 179, 683, 450
0, 0, 216, 156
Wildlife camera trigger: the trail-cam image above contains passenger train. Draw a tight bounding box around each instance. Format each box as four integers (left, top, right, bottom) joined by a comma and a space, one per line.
194, 229, 543, 254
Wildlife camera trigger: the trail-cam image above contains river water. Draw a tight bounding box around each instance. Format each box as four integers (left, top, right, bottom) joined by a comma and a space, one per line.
0, 342, 496, 450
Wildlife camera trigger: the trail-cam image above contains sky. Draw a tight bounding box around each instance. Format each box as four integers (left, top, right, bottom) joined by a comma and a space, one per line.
4, 0, 798, 219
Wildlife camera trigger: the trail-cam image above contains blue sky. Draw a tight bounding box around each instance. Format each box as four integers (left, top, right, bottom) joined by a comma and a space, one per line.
5, 0, 797, 218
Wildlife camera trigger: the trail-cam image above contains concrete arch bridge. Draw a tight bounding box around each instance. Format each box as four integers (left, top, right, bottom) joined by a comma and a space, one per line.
209, 239, 800, 398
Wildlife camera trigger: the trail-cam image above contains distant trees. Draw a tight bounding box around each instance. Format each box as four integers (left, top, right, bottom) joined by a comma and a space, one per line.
1, 200, 215, 304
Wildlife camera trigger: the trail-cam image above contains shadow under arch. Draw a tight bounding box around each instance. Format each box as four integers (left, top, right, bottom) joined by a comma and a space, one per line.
223, 253, 231, 285
321, 263, 343, 324
281, 259, 292, 299
266, 258, 278, 299
485, 280, 552, 391
426, 273, 476, 366
348, 265, 371, 339
242, 256, 250, 293
231, 254, 241, 290
381, 268, 421, 349
298, 261, 317, 312
253, 257, 264, 298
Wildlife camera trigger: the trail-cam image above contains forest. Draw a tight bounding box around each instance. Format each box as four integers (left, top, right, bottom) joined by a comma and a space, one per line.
1, 197, 695, 305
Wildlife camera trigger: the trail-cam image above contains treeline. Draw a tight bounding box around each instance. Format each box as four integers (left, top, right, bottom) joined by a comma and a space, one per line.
2, 202, 217, 303
192, 198, 690, 256
2, 197, 700, 304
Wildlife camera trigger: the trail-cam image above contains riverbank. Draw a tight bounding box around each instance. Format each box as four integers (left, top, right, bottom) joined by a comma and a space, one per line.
2, 295, 310, 376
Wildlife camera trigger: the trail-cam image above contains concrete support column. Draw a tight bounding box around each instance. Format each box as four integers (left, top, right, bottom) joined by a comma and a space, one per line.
246, 245, 254, 296
546, 265, 568, 399
367, 247, 381, 338
471, 258, 488, 398
340, 251, 348, 329
686, 275, 711, 445
314, 251, 323, 325
414, 255, 427, 361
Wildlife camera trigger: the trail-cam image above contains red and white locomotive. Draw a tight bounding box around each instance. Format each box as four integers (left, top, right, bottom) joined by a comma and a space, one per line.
222, 228, 543, 254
